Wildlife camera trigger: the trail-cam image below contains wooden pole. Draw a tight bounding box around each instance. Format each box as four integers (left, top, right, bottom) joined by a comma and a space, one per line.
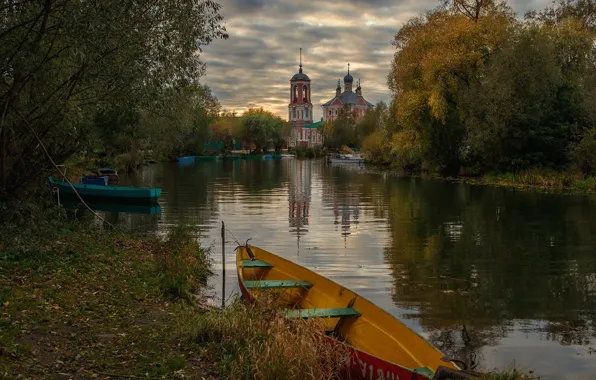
221, 221, 225, 308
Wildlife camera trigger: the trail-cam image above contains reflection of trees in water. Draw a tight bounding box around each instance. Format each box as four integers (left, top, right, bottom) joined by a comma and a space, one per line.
368, 177, 596, 363
428, 324, 509, 370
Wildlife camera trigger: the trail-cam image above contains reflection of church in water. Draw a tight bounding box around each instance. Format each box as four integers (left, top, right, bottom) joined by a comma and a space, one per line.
322, 179, 360, 245
288, 161, 312, 248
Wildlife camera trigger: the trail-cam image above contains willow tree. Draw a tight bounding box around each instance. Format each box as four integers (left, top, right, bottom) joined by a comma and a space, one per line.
0, 0, 227, 198
387, 2, 514, 174
240, 108, 285, 154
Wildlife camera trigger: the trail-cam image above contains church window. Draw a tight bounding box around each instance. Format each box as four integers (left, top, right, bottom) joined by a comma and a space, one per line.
293, 86, 298, 102
334, 109, 338, 115
328, 110, 332, 116
305, 109, 309, 119
303, 86, 308, 102
293, 110, 296, 119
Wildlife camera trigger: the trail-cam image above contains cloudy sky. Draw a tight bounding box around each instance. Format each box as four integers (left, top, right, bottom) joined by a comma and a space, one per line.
202, 0, 550, 121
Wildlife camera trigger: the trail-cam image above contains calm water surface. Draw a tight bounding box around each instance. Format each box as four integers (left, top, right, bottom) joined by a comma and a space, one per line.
99, 159, 596, 378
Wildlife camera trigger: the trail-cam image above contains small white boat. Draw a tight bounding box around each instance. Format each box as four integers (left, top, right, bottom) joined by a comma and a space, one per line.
327, 153, 364, 164
281, 154, 295, 159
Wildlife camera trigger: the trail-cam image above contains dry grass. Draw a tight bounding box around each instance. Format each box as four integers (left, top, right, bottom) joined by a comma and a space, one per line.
182, 295, 352, 380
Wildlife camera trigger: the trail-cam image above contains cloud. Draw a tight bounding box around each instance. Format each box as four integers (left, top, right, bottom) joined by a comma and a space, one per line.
202, 0, 553, 120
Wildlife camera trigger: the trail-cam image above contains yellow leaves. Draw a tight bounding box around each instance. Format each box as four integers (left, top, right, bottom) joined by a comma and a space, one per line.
390, 7, 516, 130
428, 87, 448, 123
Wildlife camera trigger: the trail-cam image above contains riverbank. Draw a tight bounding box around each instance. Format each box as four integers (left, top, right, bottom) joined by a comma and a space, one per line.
0, 206, 216, 378
0, 202, 350, 379
366, 164, 596, 193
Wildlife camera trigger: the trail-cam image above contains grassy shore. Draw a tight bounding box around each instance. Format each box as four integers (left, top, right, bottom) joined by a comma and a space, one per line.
470, 169, 596, 192
0, 202, 351, 379
366, 163, 596, 193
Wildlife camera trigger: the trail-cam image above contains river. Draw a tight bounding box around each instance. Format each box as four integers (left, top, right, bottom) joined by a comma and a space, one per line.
96, 159, 596, 378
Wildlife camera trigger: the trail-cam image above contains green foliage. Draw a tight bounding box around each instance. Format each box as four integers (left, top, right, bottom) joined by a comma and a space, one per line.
322, 108, 358, 149
290, 146, 326, 159
0, 0, 227, 198
240, 108, 286, 154
211, 111, 241, 152
571, 128, 596, 175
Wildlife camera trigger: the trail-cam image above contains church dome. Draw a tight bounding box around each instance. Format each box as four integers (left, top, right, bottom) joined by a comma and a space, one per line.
344, 73, 353, 83
291, 67, 310, 81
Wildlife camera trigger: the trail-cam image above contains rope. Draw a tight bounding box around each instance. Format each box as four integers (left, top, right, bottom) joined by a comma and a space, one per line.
14, 108, 119, 231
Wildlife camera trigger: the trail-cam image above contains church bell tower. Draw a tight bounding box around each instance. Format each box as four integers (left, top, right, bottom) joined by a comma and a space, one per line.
288, 48, 313, 146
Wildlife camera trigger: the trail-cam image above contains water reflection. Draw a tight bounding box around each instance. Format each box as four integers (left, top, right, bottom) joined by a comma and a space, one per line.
96, 160, 596, 378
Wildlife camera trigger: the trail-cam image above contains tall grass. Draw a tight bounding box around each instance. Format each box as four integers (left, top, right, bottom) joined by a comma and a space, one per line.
181, 295, 351, 380
158, 225, 212, 301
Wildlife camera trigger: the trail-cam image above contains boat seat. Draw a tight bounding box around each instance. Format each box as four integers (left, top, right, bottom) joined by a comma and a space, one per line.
285, 307, 361, 319
241, 260, 273, 268
244, 280, 312, 290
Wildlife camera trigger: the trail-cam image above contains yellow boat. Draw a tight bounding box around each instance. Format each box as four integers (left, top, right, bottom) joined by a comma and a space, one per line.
236, 244, 466, 380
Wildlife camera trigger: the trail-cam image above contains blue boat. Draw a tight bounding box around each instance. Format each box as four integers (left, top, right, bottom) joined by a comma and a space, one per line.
177, 156, 195, 165
81, 176, 108, 186
49, 177, 162, 203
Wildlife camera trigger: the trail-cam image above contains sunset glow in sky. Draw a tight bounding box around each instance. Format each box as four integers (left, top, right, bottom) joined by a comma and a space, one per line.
202, 0, 550, 121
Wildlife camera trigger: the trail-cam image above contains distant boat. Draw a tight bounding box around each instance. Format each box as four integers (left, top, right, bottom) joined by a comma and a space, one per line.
177, 156, 195, 164
327, 153, 364, 164
48, 177, 162, 203
236, 245, 463, 380
280, 154, 295, 159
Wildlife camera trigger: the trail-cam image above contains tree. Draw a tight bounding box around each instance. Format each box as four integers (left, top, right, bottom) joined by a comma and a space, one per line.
211, 112, 241, 153
0, 0, 227, 198
526, 0, 596, 32
463, 25, 575, 171
387, 5, 514, 174
327, 108, 358, 149
239, 108, 284, 154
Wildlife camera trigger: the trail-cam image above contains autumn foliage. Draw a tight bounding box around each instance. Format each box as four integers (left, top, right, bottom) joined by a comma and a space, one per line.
379, 0, 596, 176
